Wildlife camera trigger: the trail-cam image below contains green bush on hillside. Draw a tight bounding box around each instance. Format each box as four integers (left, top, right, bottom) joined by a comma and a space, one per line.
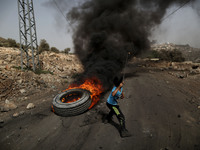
0, 37, 19, 48
150, 49, 185, 62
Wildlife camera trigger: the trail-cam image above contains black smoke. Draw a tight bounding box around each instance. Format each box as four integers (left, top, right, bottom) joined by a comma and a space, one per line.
67, 0, 196, 90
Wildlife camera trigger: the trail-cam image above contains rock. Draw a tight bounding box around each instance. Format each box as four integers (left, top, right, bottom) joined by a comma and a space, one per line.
157, 93, 162, 96
86, 112, 91, 116
0, 106, 9, 112
20, 89, 26, 94
198, 106, 200, 109
5, 99, 10, 104
19, 111, 25, 115
17, 79, 23, 84
0, 119, 4, 123
178, 74, 185, 79
13, 112, 19, 118
6, 55, 12, 62
5, 65, 10, 70
26, 103, 35, 109
13, 111, 25, 118
4, 100, 17, 110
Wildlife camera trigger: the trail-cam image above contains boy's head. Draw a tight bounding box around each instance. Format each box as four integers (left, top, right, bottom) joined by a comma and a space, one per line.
113, 76, 123, 87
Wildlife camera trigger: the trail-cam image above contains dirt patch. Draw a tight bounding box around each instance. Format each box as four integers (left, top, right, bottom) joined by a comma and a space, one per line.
0, 47, 83, 121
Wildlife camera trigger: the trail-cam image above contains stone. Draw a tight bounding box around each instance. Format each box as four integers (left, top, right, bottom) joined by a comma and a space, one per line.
5, 99, 10, 104
17, 79, 23, 84
13, 113, 19, 118
4, 100, 17, 110
19, 111, 25, 115
5, 65, 10, 70
6, 55, 12, 62
26, 103, 35, 109
20, 89, 26, 94
0, 119, 4, 123
178, 74, 185, 79
0, 106, 9, 112
12, 111, 25, 118
86, 112, 91, 116
157, 93, 162, 96
198, 106, 200, 109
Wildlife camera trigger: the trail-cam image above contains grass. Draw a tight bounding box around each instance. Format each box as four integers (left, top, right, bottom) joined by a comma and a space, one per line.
35, 69, 53, 75
12, 66, 54, 75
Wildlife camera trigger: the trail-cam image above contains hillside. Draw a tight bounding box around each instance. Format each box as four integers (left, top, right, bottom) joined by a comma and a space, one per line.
151, 43, 200, 62
0, 47, 83, 117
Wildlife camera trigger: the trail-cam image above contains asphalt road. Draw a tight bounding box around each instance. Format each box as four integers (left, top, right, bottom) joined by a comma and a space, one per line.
0, 65, 200, 150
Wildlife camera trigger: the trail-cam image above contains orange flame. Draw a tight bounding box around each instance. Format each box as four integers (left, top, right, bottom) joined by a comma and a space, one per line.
64, 77, 104, 109
61, 96, 81, 103
51, 105, 55, 112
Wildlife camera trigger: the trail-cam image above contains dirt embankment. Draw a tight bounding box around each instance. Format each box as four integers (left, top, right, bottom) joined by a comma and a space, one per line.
151, 43, 200, 62
0, 47, 83, 119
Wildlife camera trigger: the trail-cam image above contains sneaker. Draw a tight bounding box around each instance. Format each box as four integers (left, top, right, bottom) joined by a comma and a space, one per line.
102, 115, 112, 124
120, 129, 132, 138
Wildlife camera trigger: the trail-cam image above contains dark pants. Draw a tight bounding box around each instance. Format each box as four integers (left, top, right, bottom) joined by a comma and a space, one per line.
106, 102, 125, 129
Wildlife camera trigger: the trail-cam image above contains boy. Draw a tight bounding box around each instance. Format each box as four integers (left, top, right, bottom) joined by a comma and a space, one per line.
105, 76, 131, 137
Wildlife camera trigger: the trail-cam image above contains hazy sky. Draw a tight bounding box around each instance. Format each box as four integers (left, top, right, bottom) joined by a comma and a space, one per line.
150, 0, 200, 48
0, 0, 200, 51
0, 0, 75, 51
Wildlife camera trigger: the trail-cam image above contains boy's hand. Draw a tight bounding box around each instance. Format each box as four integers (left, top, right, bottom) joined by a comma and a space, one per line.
119, 82, 124, 88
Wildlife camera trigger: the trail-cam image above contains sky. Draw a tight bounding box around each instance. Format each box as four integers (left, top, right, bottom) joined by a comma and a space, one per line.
150, 1, 200, 48
0, 0, 200, 52
0, 0, 75, 51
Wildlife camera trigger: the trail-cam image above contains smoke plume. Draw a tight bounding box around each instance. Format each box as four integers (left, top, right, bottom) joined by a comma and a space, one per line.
67, 0, 196, 89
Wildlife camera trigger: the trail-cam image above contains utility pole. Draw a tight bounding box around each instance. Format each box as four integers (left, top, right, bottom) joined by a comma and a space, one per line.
17, 0, 40, 71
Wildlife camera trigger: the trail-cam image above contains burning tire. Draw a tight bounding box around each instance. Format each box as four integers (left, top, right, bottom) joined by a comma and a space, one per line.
52, 89, 91, 116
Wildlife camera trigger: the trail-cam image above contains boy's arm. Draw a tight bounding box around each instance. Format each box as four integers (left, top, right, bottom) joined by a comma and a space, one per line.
112, 83, 123, 96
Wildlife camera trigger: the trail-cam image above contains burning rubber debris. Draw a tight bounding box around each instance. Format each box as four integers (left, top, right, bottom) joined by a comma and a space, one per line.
52, 77, 104, 116
63, 77, 104, 109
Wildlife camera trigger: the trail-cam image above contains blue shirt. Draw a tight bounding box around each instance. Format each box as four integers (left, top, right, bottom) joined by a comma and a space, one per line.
107, 86, 123, 105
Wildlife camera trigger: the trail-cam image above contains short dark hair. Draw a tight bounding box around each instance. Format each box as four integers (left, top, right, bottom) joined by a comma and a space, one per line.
113, 76, 123, 87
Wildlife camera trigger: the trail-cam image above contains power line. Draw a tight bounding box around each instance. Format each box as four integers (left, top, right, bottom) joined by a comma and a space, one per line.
161, 0, 192, 22
53, 0, 68, 23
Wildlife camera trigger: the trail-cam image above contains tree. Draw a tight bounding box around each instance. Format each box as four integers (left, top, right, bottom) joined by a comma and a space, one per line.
0, 37, 19, 48
50, 47, 59, 53
0, 37, 6, 47
38, 39, 50, 53
63, 48, 70, 54
7, 38, 18, 47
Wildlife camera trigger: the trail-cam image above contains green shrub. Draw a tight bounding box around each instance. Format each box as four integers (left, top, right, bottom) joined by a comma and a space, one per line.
38, 39, 50, 53
63, 48, 70, 54
35, 69, 53, 75
0, 37, 19, 48
7, 38, 18, 47
149, 49, 185, 62
50, 47, 59, 53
